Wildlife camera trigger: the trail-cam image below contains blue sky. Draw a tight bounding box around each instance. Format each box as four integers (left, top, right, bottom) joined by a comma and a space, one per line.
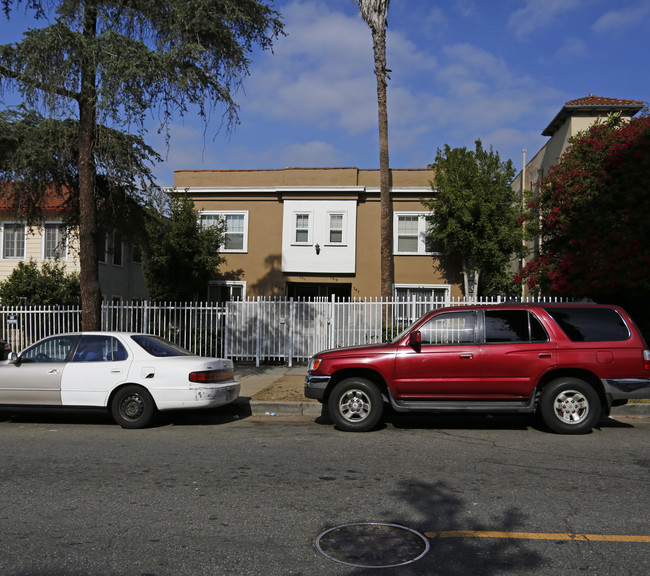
1, 0, 649, 187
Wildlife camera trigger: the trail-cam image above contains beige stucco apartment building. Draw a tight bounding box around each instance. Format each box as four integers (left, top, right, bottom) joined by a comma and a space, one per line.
175, 167, 460, 301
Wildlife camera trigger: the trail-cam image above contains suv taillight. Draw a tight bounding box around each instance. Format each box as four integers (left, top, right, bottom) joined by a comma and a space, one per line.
644, 350, 650, 371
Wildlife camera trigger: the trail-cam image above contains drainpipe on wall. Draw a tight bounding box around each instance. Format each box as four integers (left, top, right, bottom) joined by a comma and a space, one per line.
521, 149, 527, 299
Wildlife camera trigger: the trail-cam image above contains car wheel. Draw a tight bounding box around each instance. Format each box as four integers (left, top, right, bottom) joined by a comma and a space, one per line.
328, 378, 383, 432
539, 378, 600, 434
111, 385, 157, 429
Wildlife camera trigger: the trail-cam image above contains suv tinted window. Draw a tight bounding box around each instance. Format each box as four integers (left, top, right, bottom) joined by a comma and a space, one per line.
543, 307, 630, 342
485, 310, 548, 343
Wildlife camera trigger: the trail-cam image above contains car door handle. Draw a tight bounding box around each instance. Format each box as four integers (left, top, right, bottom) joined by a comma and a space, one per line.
459, 354, 473, 360
538, 353, 553, 358
47, 369, 59, 375
110, 369, 123, 374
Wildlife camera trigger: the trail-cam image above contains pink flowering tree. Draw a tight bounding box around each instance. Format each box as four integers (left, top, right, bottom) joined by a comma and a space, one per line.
517, 114, 650, 295
516, 113, 650, 335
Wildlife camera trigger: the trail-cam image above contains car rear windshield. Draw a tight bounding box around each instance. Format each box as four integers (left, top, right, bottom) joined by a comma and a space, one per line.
131, 335, 195, 357
543, 307, 630, 342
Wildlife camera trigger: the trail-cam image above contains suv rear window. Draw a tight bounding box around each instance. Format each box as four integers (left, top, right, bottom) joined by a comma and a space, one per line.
543, 307, 630, 342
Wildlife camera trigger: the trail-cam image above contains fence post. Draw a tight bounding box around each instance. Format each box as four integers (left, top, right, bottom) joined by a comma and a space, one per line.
287, 298, 294, 367
255, 297, 261, 367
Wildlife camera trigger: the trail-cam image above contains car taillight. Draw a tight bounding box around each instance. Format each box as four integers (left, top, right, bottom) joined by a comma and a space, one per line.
644, 350, 650, 371
189, 369, 234, 383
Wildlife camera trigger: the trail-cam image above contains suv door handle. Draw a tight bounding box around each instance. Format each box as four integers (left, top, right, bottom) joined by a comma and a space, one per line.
459, 354, 473, 360
538, 353, 552, 358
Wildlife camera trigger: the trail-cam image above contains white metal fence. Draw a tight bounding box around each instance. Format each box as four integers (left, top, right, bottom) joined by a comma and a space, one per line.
1, 296, 567, 365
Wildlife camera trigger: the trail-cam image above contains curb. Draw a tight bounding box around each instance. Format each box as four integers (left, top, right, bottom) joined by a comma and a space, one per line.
242, 400, 650, 418
610, 403, 650, 417
249, 401, 322, 416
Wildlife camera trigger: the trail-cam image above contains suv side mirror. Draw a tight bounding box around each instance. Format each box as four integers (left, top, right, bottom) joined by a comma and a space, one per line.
408, 331, 422, 350
8, 352, 18, 364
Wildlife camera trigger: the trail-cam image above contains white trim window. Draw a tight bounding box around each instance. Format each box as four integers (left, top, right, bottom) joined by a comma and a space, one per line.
293, 212, 312, 245
43, 223, 68, 260
2, 223, 26, 259
97, 233, 108, 264
394, 212, 439, 255
208, 281, 246, 303
112, 231, 124, 267
394, 284, 450, 301
200, 211, 248, 253
326, 212, 346, 245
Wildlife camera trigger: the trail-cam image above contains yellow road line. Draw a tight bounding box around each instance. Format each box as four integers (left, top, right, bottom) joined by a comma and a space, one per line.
425, 531, 650, 543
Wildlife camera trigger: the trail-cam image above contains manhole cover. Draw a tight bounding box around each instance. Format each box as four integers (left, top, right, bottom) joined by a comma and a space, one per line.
316, 523, 430, 568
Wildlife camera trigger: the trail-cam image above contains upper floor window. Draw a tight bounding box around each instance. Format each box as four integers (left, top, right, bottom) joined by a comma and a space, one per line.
132, 244, 143, 264
2, 223, 26, 259
200, 211, 248, 253
294, 212, 311, 244
394, 212, 440, 255
43, 223, 67, 259
327, 212, 346, 245
112, 231, 124, 266
97, 233, 108, 264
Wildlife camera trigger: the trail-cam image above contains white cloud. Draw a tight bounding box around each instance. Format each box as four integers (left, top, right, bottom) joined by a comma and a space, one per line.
553, 37, 588, 59
508, 0, 583, 39
244, 0, 434, 135
217, 140, 343, 169
592, 2, 650, 33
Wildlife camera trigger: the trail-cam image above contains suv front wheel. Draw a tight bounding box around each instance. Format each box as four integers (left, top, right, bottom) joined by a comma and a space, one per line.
328, 378, 383, 432
539, 377, 601, 434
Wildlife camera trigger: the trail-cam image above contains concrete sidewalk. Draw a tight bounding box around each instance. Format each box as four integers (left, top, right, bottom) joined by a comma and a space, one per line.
233, 362, 650, 419
235, 363, 322, 416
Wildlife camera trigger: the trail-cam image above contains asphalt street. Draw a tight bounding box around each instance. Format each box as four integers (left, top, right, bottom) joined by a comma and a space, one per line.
0, 406, 648, 576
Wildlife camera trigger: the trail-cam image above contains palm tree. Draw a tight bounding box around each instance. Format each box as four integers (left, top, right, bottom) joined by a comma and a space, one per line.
356, 0, 393, 299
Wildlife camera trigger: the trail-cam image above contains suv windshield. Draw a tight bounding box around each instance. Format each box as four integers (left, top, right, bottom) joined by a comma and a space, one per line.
543, 307, 630, 342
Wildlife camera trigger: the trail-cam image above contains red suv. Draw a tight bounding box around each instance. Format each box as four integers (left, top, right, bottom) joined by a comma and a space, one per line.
305, 304, 650, 433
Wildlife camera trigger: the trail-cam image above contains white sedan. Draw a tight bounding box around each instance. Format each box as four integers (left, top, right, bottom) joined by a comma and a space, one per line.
0, 332, 240, 428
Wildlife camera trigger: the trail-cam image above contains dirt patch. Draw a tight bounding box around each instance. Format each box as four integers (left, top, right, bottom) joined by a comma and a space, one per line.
251, 374, 318, 403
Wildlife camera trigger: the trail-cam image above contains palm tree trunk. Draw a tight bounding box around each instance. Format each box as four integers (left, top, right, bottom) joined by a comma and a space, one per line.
357, 0, 393, 299
372, 26, 393, 299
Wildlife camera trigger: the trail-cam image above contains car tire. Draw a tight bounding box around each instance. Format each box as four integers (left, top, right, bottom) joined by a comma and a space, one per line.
328, 378, 383, 432
111, 385, 157, 429
538, 377, 600, 434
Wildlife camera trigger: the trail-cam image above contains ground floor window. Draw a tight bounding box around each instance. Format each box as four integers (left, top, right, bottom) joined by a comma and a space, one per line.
43, 223, 68, 260
393, 284, 451, 302
208, 281, 246, 303
2, 223, 26, 259
286, 282, 351, 300
394, 284, 450, 301
393, 284, 451, 325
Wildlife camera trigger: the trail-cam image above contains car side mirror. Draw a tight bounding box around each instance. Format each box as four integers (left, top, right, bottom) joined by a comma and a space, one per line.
8, 352, 18, 364
408, 331, 422, 350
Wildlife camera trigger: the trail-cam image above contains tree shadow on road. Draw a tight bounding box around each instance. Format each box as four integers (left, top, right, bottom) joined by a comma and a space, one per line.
340, 479, 544, 575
